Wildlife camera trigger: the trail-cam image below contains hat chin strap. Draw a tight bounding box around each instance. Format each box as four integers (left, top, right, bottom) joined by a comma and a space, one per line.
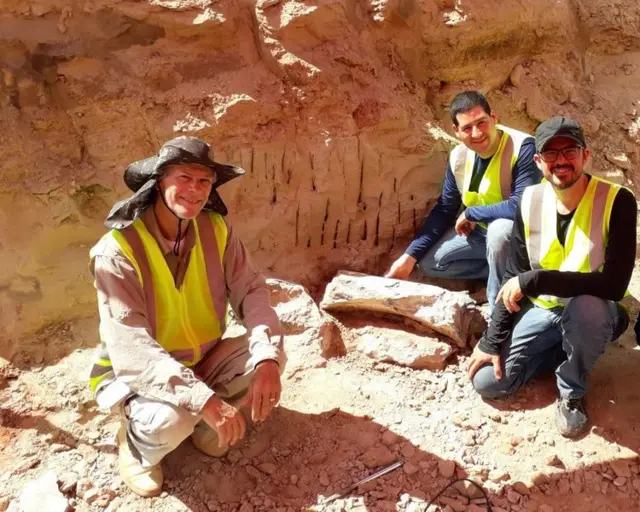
158, 191, 187, 256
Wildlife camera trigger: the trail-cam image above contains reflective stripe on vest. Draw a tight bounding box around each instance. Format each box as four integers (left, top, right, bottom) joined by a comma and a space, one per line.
89, 212, 228, 393
521, 176, 622, 309
450, 125, 531, 226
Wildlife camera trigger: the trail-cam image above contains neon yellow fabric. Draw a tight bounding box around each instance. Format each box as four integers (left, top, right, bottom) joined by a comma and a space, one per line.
138, 215, 224, 363
89, 358, 114, 393
521, 176, 622, 309
450, 125, 530, 228
90, 213, 228, 393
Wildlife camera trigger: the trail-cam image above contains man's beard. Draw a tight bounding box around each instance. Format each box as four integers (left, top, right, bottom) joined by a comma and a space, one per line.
549, 164, 582, 190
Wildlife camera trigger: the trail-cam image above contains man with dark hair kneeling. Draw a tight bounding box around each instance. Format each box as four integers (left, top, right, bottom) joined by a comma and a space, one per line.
385, 91, 540, 312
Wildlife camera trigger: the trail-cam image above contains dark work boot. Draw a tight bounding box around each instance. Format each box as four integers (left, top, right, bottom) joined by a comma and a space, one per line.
555, 397, 588, 438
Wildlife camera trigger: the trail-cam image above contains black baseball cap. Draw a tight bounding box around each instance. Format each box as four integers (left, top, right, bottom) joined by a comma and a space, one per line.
535, 117, 587, 153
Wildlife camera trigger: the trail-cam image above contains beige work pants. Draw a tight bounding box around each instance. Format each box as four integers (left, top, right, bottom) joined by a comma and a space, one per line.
114, 335, 285, 467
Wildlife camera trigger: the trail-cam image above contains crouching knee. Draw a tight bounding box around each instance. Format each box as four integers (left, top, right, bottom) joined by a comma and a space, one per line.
128, 399, 199, 448
471, 365, 514, 399
486, 219, 513, 255
562, 295, 609, 324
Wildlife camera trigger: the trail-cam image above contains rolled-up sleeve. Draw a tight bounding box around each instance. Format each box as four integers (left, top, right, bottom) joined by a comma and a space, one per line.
92, 252, 213, 414
223, 222, 283, 367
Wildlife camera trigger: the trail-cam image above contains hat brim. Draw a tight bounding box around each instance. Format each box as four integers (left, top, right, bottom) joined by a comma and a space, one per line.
124, 148, 245, 192
106, 155, 245, 229
537, 133, 586, 153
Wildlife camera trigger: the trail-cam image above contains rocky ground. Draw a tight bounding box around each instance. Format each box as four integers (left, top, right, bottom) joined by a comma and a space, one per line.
1, 1, 639, 511
2, 272, 640, 512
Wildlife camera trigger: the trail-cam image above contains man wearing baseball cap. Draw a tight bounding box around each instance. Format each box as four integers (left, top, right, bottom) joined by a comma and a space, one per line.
465, 117, 636, 438
88, 136, 285, 496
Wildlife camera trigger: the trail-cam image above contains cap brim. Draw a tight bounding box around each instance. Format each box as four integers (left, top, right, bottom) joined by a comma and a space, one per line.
538, 134, 586, 152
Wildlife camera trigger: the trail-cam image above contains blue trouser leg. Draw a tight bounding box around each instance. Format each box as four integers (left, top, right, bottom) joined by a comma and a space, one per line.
417, 220, 513, 313
417, 227, 489, 280
472, 296, 629, 399
485, 219, 513, 311
472, 302, 562, 398
556, 295, 628, 399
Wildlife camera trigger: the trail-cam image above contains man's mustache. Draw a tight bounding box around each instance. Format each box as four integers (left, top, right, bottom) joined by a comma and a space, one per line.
551, 165, 575, 173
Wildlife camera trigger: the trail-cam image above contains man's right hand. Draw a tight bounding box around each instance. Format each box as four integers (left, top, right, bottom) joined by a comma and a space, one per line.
465, 343, 502, 381
201, 395, 246, 448
455, 211, 476, 237
384, 254, 417, 280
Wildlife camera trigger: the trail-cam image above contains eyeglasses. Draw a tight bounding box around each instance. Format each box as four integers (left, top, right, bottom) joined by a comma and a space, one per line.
539, 146, 583, 163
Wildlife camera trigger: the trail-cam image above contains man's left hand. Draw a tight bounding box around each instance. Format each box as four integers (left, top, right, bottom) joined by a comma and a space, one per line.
455, 212, 477, 237
245, 360, 281, 423
496, 276, 524, 313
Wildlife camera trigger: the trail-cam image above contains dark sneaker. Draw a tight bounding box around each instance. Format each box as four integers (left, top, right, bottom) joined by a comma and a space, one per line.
555, 397, 588, 438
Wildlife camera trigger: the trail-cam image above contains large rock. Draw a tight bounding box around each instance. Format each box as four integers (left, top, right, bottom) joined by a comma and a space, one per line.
11, 471, 68, 512
267, 279, 345, 358
320, 272, 485, 347
267, 278, 323, 334
356, 326, 453, 370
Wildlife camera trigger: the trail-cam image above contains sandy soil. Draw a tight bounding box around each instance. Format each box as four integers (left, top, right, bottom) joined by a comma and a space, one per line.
2, 288, 640, 512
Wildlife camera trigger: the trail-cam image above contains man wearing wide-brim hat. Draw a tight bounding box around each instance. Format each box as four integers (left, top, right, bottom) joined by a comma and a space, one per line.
89, 136, 285, 497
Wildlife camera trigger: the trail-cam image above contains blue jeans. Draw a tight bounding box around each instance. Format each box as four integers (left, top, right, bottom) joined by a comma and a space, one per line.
472, 296, 629, 400
417, 219, 513, 312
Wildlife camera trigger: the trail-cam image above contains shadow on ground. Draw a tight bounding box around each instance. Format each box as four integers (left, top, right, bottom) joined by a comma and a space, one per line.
162, 406, 485, 512
156, 404, 639, 512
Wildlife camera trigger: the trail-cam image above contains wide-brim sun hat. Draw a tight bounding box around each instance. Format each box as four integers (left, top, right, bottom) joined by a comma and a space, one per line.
105, 136, 245, 229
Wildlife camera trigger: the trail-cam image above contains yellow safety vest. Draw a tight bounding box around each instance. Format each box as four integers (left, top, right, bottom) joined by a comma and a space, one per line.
521, 176, 623, 309
89, 212, 229, 393
450, 125, 531, 227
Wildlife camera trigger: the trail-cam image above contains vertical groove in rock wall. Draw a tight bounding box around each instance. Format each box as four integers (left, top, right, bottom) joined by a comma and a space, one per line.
0, 0, 639, 347
218, 137, 437, 284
